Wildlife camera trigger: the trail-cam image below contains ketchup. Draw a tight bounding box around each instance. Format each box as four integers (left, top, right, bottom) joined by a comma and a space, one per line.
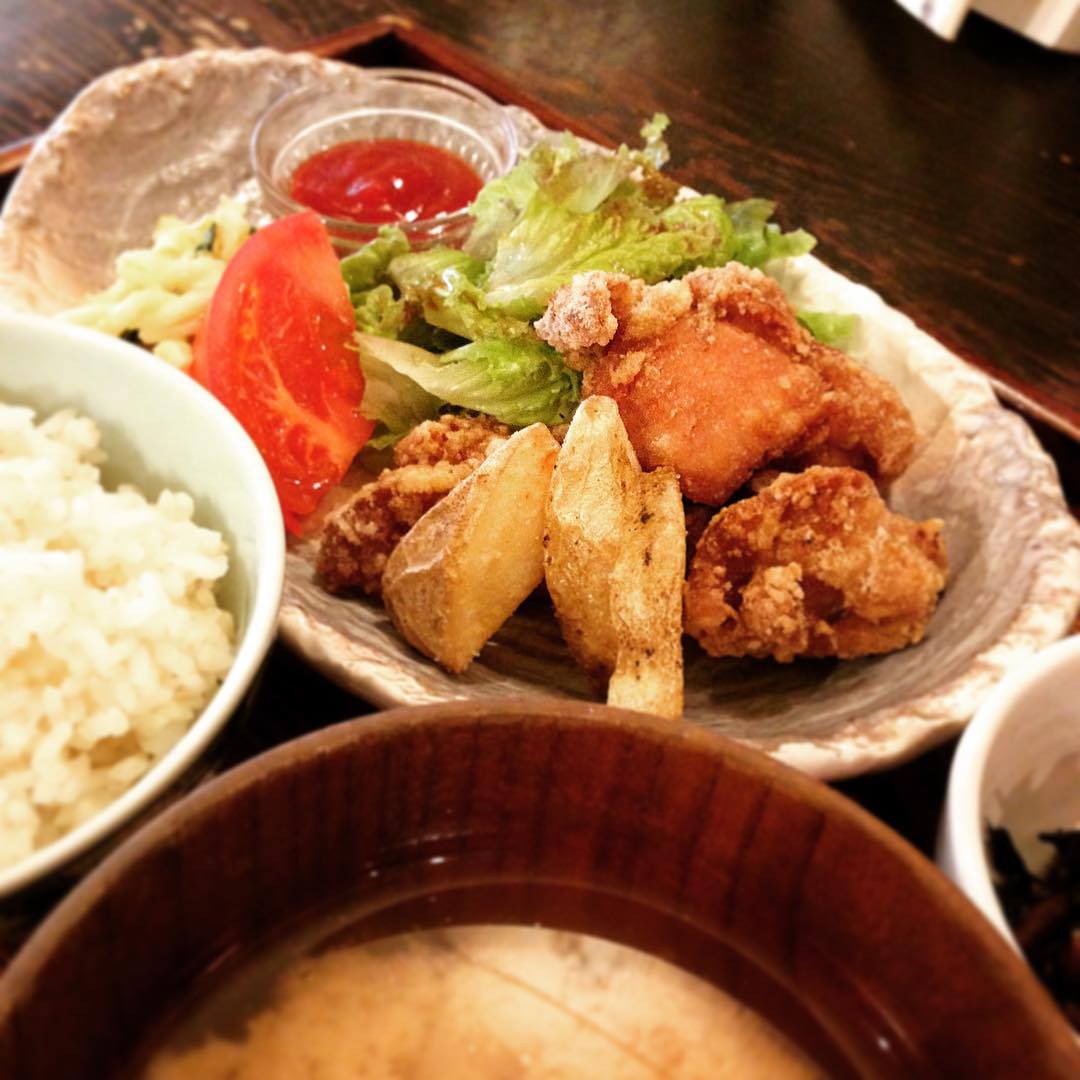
290, 139, 483, 225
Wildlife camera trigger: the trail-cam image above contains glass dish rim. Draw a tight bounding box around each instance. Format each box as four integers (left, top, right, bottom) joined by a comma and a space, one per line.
249, 67, 520, 239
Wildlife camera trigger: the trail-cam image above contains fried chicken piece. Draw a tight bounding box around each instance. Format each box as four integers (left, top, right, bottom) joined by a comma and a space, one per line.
393, 413, 511, 468
770, 342, 916, 483
316, 415, 511, 594
537, 266, 826, 505
535, 265, 916, 503
683, 467, 947, 661
316, 461, 471, 595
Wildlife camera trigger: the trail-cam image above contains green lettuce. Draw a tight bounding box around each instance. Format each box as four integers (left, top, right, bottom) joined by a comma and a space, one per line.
469, 128, 704, 318
387, 248, 534, 342
798, 310, 859, 350
356, 331, 579, 432
728, 199, 815, 267
388, 246, 485, 298
352, 284, 407, 339
340, 226, 410, 294
463, 154, 545, 262
345, 116, 815, 444
465, 121, 811, 320
637, 113, 672, 170
357, 339, 443, 448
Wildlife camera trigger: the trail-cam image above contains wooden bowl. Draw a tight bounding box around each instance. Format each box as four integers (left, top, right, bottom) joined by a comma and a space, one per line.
0, 701, 1076, 1078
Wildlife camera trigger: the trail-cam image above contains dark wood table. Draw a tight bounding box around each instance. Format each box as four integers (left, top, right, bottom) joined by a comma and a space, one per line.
2, 0, 1078, 442
0, 0, 1075, 948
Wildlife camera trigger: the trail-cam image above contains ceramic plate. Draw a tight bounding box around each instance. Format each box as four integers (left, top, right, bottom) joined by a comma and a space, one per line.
2, 49, 1077, 779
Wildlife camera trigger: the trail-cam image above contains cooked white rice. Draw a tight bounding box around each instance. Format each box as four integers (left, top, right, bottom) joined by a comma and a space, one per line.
0, 401, 235, 869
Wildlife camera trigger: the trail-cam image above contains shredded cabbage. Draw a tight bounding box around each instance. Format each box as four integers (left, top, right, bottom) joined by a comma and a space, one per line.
62, 197, 253, 369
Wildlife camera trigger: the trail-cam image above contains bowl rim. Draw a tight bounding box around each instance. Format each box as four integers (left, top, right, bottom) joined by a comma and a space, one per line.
4, 698, 1077, 1074
0, 311, 286, 898
937, 633, 1080, 949
250, 66, 520, 238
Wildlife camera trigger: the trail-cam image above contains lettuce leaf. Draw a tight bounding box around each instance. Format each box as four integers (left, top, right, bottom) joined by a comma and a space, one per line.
357, 339, 443, 448
637, 113, 671, 170
356, 332, 580, 430
481, 193, 662, 319
352, 284, 407, 339
386, 248, 533, 342
798, 310, 859, 350
728, 199, 815, 267
422, 268, 537, 342
464, 156, 544, 262
388, 246, 486, 298
340, 226, 410, 293
343, 116, 814, 445
470, 120, 808, 320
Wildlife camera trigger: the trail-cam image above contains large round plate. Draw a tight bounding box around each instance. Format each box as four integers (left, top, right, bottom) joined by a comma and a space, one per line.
2, 49, 1077, 779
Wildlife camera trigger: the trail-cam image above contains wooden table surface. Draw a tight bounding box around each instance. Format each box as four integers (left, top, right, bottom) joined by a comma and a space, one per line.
2, 0, 1078, 438
0, 0, 1075, 953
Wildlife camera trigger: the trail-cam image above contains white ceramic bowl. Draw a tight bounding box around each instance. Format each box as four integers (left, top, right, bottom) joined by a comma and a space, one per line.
938, 634, 1080, 948
0, 312, 285, 897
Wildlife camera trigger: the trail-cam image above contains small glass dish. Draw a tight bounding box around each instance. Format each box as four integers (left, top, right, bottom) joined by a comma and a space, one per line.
251, 69, 519, 251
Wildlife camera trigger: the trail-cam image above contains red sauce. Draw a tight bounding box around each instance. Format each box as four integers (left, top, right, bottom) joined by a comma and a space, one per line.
290, 139, 483, 225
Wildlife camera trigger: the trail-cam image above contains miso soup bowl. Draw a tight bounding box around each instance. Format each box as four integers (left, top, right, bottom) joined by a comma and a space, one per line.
0, 702, 1076, 1078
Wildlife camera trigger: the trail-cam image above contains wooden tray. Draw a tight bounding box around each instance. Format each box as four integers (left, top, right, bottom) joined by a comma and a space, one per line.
3, 13, 1077, 448
0, 16, 614, 176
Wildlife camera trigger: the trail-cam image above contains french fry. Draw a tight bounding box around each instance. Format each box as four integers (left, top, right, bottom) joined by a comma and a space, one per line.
608, 467, 685, 719
382, 423, 559, 673
544, 396, 641, 682
545, 395, 686, 717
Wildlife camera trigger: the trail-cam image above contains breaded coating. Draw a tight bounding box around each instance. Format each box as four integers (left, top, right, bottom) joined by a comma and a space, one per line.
316, 416, 511, 594
774, 343, 916, 483
681, 267, 915, 480
538, 266, 826, 505
533, 269, 621, 359
535, 265, 917, 503
316, 461, 471, 595
683, 467, 947, 662
393, 413, 511, 468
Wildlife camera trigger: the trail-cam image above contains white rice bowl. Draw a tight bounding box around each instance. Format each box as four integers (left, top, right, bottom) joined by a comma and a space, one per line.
0, 402, 235, 867
0, 313, 284, 896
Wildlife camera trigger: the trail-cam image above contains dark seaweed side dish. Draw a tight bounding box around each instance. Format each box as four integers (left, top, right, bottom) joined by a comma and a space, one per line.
989, 826, 1080, 1029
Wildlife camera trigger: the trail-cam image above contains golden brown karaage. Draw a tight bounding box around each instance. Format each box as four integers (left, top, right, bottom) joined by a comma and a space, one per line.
683, 466, 947, 661
535, 265, 916, 504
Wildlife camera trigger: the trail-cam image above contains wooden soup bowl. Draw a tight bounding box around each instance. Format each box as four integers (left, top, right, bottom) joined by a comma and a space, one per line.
0, 700, 1076, 1078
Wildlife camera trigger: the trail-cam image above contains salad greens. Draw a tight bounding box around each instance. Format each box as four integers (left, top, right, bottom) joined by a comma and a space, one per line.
342, 116, 838, 446
797, 311, 859, 350
357, 332, 580, 447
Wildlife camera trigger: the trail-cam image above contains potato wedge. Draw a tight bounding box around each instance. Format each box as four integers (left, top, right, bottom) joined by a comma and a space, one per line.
545, 396, 686, 718
543, 396, 642, 683
607, 467, 686, 720
382, 423, 559, 673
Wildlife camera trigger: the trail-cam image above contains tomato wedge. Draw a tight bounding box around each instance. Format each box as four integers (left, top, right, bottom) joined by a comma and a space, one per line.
192, 211, 372, 534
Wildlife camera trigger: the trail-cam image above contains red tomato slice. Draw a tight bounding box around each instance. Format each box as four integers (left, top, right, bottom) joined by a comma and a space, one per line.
193, 211, 372, 533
